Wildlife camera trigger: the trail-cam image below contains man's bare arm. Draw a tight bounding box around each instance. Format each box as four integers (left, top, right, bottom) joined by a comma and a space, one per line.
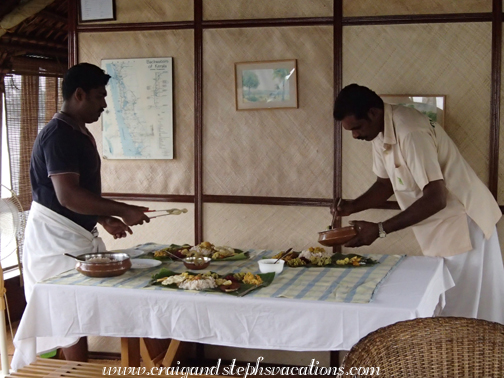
51, 173, 150, 226
346, 179, 447, 247
336, 177, 394, 216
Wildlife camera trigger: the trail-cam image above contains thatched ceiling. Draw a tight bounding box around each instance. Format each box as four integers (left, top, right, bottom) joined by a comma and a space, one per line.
0, 0, 67, 77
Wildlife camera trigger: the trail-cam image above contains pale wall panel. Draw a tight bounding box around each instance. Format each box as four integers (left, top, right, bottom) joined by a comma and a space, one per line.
203, 26, 333, 198
343, 0, 490, 17
203, 203, 332, 251
79, 0, 193, 24
79, 30, 195, 195
342, 23, 492, 200
203, 0, 333, 20
97, 202, 195, 249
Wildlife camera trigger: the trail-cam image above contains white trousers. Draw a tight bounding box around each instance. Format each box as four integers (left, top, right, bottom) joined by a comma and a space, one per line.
441, 216, 504, 324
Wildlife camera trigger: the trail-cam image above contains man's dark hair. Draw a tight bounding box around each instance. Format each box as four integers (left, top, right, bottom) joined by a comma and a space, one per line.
62, 63, 111, 100
333, 84, 384, 120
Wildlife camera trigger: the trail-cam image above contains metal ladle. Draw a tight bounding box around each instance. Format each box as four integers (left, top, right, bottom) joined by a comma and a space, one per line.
64, 253, 86, 262
330, 198, 343, 229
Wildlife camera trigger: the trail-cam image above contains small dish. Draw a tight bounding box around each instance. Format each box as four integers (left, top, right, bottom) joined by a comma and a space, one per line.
130, 259, 162, 269
258, 259, 284, 274
109, 248, 144, 258
318, 226, 357, 246
183, 256, 211, 270
75, 252, 131, 277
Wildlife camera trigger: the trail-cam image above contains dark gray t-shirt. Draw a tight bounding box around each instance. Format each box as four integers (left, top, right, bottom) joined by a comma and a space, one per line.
30, 114, 101, 232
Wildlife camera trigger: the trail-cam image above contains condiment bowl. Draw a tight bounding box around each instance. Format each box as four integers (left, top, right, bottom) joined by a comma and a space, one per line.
75, 252, 131, 278
258, 259, 285, 274
183, 256, 211, 270
318, 226, 357, 247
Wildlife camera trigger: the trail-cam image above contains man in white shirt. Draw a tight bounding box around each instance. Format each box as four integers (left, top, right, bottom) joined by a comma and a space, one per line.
333, 83, 504, 324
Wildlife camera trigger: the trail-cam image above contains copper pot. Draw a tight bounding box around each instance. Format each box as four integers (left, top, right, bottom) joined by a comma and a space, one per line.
318, 226, 357, 247
75, 252, 131, 278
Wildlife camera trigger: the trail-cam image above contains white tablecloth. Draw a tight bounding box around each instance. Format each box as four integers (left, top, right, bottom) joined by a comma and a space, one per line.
12, 256, 454, 371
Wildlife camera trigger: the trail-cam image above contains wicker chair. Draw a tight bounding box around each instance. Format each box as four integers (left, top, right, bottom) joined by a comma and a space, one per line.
339, 317, 504, 378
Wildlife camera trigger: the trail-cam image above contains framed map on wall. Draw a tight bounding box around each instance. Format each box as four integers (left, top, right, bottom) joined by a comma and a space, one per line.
101, 57, 174, 159
380, 95, 445, 128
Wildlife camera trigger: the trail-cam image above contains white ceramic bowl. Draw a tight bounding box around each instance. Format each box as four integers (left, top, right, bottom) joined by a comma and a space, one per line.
258, 259, 285, 274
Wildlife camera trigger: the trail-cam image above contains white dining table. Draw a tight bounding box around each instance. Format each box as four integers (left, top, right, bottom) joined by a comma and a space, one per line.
11, 255, 454, 371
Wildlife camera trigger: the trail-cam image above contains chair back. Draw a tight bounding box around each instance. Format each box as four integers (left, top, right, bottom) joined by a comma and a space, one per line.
339, 317, 504, 377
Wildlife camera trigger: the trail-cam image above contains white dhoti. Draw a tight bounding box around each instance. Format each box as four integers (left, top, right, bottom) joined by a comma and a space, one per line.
20, 201, 106, 358
441, 216, 504, 324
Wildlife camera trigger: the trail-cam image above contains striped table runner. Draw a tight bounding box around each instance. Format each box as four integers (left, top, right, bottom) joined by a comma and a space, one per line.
42, 245, 404, 303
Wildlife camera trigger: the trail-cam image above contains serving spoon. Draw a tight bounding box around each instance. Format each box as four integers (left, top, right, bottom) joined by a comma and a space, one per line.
148, 208, 189, 219
330, 198, 343, 229
64, 253, 86, 262
274, 248, 293, 264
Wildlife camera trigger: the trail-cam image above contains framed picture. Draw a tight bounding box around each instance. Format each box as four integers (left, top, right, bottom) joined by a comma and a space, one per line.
235, 59, 298, 110
101, 57, 174, 159
79, 0, 116, 22
380, 95, 446, 127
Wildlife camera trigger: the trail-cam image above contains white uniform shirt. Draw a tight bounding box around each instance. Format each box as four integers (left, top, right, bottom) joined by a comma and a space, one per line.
372, 104, 501, 257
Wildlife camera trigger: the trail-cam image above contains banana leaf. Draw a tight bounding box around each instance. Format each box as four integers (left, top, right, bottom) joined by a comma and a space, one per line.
279, 252, 379, 268
213, 249, 249, 261
149, 268, 275, 297
142, 245, 249, 262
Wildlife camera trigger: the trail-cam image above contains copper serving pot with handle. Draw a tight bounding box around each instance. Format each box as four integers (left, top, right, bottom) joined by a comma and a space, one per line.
318, 197, 357, 246
318, 226, 357, 246
74, 252, 131, 278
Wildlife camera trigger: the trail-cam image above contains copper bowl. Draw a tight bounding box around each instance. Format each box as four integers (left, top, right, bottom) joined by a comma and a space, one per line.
75, 252, 131, 278
318, 226, 357, 246
183, 256, 211, 270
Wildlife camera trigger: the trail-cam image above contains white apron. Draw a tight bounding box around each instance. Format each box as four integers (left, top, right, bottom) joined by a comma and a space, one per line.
20, 201, 106, 358
441, 216, 504, 324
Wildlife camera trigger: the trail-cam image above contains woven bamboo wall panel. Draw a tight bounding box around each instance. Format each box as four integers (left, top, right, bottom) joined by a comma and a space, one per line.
344, 210, 422, 256
80, 0, 193, 24
203, 26, 333, 198
79, 30, 195, 194
203, 203, 332, 251
203, 0, 333, 20
97, 202, 195, 250
343, 0, 490, 17
342, 23, 492, 200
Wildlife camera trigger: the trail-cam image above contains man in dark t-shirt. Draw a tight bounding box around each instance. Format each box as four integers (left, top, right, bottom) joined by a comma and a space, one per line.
31, 112, 102, 232
24, 63, 151, 362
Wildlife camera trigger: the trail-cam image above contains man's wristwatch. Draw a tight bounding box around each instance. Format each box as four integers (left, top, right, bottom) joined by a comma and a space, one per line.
378, 222, 387, 238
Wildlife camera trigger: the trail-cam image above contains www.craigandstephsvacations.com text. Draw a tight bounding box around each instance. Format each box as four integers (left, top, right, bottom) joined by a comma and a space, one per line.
102, 357, 380, 376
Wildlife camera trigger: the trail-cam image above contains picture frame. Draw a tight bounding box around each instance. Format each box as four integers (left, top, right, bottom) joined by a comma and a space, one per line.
101, 57, 174, 160
380, 95, 446, 128
79, 0, 116, 23
235, 59, 298, 110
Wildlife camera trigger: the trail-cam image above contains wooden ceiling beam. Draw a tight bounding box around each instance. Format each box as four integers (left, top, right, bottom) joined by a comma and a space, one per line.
1, 33, 67, 50
0, 41, 68, 58
37, 9, 67, 24
0, 0, 20, 21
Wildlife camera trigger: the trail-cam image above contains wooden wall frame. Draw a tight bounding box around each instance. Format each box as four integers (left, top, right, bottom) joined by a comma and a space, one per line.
70, 0, 504, 246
